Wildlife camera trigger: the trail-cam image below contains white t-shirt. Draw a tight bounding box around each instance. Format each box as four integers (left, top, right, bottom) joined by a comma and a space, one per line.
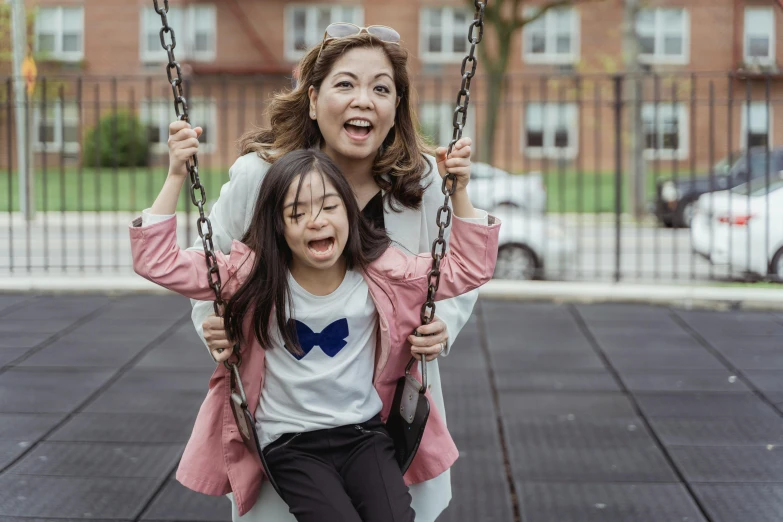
254, 269, 383, 449
139, 211, 383, 449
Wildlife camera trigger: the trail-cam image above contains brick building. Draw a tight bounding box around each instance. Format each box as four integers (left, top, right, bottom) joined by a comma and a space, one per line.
5, 0, 783, 174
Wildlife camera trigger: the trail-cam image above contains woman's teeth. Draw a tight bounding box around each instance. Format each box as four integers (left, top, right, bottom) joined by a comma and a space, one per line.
344, 120, 372, 137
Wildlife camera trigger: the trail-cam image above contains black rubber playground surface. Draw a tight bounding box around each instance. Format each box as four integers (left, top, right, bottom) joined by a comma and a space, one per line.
2, 293, 783, 522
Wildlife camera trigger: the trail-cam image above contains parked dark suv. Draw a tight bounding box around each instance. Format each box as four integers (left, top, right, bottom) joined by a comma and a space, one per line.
654, 148, 783, 228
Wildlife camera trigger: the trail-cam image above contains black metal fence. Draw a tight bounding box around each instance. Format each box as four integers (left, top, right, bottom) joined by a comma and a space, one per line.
1, 71, 781, 283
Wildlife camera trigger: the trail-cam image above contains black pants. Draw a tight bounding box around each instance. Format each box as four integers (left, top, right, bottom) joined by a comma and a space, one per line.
261, 414, 415, 522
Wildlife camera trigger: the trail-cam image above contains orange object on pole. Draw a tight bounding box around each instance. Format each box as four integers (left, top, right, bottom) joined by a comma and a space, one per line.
21, 55, 36, 96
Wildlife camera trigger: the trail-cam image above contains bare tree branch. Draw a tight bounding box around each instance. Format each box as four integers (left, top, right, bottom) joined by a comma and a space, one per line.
512, 0, 604, 30
514, 0, 570, 29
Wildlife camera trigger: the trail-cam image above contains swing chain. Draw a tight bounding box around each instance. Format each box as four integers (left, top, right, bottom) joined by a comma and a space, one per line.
153, 0, 241, 372
420, 0, 486, 327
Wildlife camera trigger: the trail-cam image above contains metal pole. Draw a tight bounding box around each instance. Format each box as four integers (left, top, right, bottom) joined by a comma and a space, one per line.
10, 0, 33, 220
614, 75, 624, 283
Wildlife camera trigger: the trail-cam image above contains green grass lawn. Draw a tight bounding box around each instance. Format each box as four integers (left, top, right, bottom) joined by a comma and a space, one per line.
539, 169, 664, 213
0, 166, 690, 214
0, 167, 231, 212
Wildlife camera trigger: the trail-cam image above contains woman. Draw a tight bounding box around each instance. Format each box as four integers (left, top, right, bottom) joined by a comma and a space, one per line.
189, 25, 479, 522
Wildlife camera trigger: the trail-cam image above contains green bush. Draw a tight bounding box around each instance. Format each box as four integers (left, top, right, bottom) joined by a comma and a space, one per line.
83, 112, 149, 167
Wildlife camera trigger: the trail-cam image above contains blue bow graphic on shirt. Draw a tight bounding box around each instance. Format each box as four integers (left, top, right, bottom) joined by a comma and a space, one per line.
288, 318, 349, 360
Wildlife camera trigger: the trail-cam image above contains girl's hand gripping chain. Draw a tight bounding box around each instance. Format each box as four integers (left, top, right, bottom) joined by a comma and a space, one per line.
149, 121, 203, 216
434, 137, 478, 220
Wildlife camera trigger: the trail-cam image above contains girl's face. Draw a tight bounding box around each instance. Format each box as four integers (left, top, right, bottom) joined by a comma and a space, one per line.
282, 170, 350, 273
308, 47, 400, 164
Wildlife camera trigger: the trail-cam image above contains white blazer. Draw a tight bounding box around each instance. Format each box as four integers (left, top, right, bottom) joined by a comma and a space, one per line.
189, 152, 479, 522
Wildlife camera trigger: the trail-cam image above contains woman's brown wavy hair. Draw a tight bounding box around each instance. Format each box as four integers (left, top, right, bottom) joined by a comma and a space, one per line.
239, 33, 433, 211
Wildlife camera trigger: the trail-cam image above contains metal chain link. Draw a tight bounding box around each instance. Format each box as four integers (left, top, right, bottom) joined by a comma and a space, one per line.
152, 1, 241, 376
153, 0, 485, 409
420, 0, 486, 328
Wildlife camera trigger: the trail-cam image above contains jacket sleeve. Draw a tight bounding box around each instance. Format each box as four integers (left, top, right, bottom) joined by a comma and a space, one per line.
187, 154, 269, 350
381, 212, 501, 304
419, 155, 479, 355
130, 216, 249, 301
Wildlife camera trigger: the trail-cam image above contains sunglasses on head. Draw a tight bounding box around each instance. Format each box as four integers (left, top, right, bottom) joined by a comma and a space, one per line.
318, 23, 401, 59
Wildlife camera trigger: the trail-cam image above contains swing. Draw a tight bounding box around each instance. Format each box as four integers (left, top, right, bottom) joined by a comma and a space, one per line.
150, 0, 488, 474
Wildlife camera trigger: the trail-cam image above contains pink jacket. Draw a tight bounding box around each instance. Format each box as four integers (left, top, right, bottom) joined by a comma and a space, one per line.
130, 214, 500, 516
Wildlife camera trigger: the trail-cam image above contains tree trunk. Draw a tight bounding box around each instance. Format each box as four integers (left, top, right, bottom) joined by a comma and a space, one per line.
480, 68, 505, 164
622, 0, 646, 220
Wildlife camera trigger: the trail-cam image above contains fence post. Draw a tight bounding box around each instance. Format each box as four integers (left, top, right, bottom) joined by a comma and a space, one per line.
613, 75, 623, 283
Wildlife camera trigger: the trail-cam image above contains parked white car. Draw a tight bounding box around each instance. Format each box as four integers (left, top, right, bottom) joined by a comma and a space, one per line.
691, 176, 783, 278
467, 162, 547, 214
492, 208, 576, 280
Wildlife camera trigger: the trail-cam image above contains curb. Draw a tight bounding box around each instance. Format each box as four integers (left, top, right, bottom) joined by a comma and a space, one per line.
0, 277, 780, 311
479, 280, 783, 311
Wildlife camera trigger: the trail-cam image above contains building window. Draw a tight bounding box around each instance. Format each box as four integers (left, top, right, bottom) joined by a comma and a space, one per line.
418, 102, 475, 148
420, 7, 472, 63
141, 4, 217, 63
642, 103, 689, 159
284, 5, 363, 61
523, 103, 578, 159
34, 7, 84, 61
744, 8, 775, 66
741, 103, 772, 149
141, 98, 217, 153
636, 8, 689, 65
34, 101, 79, 153
523, 8, 579, 64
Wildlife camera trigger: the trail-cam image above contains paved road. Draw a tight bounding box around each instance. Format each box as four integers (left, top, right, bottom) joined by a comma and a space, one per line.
0, 212, 747, 282
2, 294, 783, 521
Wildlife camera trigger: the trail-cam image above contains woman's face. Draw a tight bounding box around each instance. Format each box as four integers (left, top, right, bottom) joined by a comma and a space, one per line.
282, 171, 350, 273
309, 47, 400, 164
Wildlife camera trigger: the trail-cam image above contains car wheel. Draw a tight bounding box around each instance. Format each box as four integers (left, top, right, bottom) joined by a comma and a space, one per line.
675, 200, 696, 228
493, 243, 539, 281
769, 247, 783, 282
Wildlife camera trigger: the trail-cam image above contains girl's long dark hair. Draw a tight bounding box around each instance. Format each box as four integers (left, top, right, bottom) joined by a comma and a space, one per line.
223, 149, 390, 356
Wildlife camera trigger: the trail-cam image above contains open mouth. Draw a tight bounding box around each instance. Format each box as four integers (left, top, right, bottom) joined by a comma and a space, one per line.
344, 119, 373, 139
307, 237, 335, 258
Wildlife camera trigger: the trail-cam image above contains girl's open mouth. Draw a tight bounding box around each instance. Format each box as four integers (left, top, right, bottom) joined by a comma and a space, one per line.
307, 237, 335, 258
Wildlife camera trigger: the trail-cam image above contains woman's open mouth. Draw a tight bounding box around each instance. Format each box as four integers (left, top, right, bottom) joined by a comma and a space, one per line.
307, 237, 336, 258
344, 119, 373, 140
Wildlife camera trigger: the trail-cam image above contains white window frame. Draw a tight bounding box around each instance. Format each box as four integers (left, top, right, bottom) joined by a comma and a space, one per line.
642, 103, 689, 160
420, 7, 473, 63
140, 98, 217, 154
522, 103, 579, 160
744, 7, 775, 66
284, 5, 364, 62
522, 7, 580, 64
140, 4, 217, 63
636, 8, 690, 66
34, 101, 80, 153
741, 102, 773, 149
34, 6, 84, 62
418, 102, 475, 148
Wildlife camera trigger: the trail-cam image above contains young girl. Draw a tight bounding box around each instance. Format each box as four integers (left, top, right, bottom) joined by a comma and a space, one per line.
130, 138, 500, 520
